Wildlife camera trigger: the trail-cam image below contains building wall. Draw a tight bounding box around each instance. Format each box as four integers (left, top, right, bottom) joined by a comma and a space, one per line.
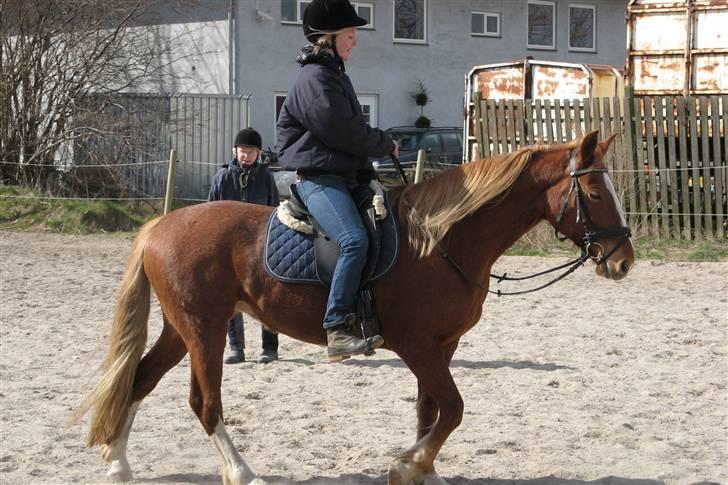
236, 0, 628, 149
147, 1, 626, 149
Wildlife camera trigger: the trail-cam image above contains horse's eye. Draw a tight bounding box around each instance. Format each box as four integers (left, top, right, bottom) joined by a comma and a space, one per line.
587, 192, 602, 201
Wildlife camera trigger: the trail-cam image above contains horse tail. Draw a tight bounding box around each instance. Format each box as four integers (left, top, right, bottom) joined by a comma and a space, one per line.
73, 217, 162, 447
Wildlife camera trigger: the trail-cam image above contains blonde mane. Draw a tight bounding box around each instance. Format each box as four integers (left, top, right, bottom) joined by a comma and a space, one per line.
400, 145, 545, 258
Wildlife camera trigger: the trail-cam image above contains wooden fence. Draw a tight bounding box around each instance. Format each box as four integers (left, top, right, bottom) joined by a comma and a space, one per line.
471, 90, 727, 240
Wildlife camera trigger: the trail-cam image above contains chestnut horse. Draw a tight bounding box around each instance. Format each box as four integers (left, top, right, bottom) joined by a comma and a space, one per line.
75, 131, 634, 485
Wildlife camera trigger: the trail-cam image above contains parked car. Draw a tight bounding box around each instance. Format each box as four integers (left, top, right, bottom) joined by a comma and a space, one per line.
370, 126, 464, 172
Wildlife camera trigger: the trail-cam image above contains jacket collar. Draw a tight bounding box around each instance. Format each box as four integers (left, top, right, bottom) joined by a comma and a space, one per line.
296, 44, 345, 73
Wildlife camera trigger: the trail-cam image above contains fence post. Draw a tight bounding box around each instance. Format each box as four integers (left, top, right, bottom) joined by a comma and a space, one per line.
414, 150, 426, 184
163, 148, 177, 215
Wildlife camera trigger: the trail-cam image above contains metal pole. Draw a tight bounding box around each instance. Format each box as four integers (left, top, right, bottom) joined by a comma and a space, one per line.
414, 149, 426, 184
163, 148, 177, 215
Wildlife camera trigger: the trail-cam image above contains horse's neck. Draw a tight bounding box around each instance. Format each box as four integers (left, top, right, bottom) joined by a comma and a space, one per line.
445, 157, 556, 274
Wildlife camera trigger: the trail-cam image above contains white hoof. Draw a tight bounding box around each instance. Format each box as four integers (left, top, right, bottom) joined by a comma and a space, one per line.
223, 465, 267, 485
106, 459, 133, 482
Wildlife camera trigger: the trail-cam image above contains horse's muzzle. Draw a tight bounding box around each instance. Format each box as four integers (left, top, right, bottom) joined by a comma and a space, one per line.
595, 257, 632, 281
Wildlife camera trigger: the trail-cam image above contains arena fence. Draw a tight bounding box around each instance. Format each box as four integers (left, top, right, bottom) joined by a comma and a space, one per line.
472, 90, 727, 240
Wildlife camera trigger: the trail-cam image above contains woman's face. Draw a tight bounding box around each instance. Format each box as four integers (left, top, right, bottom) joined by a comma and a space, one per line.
335, 28, 357, 62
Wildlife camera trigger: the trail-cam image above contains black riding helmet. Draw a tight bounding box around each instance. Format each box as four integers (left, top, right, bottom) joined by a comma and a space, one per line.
233, 128, 262, 150
302, 0, 368, 43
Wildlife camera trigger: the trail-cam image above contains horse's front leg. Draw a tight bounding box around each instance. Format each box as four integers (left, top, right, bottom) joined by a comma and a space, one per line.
389, 341, 462, 485
415, 341, 458, 442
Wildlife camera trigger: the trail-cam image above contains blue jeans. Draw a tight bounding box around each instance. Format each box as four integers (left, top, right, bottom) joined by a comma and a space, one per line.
296, 175, 368, 329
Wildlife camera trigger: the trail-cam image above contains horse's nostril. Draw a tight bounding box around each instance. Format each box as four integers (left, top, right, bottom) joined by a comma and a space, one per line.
620, 259, 632, 274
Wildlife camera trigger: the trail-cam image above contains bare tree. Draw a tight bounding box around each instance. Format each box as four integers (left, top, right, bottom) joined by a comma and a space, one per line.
0, 0, 204, 192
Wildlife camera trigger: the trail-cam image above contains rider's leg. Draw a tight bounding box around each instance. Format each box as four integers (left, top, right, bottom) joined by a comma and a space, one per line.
296, 174, 383, 359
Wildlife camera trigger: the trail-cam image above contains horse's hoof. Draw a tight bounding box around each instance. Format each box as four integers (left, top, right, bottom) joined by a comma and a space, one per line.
388, 459, 416, 485
248, 479, 269, 485
106, 460, 133, 482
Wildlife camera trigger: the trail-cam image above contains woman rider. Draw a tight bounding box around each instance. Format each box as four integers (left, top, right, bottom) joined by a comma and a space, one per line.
276, 0, 398, 361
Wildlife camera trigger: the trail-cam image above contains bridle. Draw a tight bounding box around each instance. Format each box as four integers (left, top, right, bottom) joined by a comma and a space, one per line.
433, 150, 632, 297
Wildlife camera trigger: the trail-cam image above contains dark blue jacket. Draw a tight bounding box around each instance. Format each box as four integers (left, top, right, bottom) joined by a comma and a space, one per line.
276, 46, 394, 180
207, 160, 279, 207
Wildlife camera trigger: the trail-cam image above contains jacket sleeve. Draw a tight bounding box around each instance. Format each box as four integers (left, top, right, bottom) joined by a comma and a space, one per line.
208, 172, 221, 201
301, 79, 394, 160
267, 172, 280, 207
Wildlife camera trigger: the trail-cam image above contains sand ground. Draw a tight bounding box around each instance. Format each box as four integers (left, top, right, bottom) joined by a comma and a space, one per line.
0, 231, 725, 485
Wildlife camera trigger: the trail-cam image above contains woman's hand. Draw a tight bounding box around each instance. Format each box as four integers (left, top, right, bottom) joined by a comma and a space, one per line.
391, 142, 399, 159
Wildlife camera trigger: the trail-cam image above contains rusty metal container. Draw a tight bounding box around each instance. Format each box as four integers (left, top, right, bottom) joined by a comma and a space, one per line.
466, 58, 624, 101
463, 59, 624, 161
626, 0, 728, 95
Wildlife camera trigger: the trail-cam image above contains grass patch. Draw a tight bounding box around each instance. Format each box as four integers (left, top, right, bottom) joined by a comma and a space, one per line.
1, 185, 726, 262
0, 185, 199, 234
502, 221, 728, 262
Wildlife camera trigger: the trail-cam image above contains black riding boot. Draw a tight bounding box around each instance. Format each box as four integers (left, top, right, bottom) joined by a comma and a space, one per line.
326, 314, 383, 362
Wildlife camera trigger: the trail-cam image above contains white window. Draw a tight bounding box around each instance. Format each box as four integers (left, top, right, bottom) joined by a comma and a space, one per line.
357, 94, 378, 127
274, 93, 287, 142
569, 4, 596, 52
353, 2, 374, 29
472, 11, 500, 37
394, 0, 427, 44
282, 0, 373, 29
281, 0, 310, 24
527, 0, 555, 50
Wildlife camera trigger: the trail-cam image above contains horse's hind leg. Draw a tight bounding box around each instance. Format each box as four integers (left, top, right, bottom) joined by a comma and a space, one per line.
185, 316, 267, 485
101, 317, 187, 482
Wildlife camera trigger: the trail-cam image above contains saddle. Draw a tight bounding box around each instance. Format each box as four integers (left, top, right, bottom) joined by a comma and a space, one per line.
264, 182, 400, 341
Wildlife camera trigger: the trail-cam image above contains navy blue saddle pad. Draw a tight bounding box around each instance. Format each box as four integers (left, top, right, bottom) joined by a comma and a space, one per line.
264, 194, 399, 286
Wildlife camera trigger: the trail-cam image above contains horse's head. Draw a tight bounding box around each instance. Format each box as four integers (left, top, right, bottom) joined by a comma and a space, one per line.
544, 130, 634, 280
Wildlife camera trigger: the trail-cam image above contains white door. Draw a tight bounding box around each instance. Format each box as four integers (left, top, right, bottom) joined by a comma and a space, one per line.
357, 94, 378, 128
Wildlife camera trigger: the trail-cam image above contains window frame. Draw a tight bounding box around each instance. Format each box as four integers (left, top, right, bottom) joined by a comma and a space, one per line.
356, 94, 378, 128
471, 10, 501, 37
526, 0, 556, 51
393, 0, 428, 45
568, 3, 596, 52
352, 2, 375, 29
280, 0, 309, 25
273, 93, 287, 143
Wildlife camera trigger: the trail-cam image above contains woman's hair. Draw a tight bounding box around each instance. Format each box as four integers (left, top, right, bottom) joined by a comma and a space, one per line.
311, 27, 353, 55
312, 34, 335, 54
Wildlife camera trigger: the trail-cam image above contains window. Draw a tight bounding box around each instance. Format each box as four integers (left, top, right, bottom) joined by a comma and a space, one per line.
352, 2, 374, 29
394, 0, 427, 44
472, 11, 500, 37
569, 4, 595, 52
527, 0, 555, 50
283, 0, 373, 29
440, 133, 462, 157
420, 134, 441, 154
280, 0, 310, 24
357, 94, 378, 127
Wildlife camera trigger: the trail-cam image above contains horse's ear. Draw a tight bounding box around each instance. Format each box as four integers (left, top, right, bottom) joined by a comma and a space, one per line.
579, 130, 600, 168
597, 133, 618, 156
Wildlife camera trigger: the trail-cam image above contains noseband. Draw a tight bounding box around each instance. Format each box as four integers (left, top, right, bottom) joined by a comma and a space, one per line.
554, 150, 632, 266
433, 150, 632, 297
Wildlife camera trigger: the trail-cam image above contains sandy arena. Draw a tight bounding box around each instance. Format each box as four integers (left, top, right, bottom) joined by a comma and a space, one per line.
0, 230, 725, 485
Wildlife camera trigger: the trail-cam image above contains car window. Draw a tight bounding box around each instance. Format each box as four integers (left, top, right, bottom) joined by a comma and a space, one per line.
440, 133, 461, 156
389, 131, 420, 151
419, 134, 442, 154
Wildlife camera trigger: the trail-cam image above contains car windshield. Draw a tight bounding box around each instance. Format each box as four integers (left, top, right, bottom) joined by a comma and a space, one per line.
387, 131, 421, 151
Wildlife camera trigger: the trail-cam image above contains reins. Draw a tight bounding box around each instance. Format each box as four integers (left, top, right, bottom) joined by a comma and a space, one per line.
402, 150, 632, 297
